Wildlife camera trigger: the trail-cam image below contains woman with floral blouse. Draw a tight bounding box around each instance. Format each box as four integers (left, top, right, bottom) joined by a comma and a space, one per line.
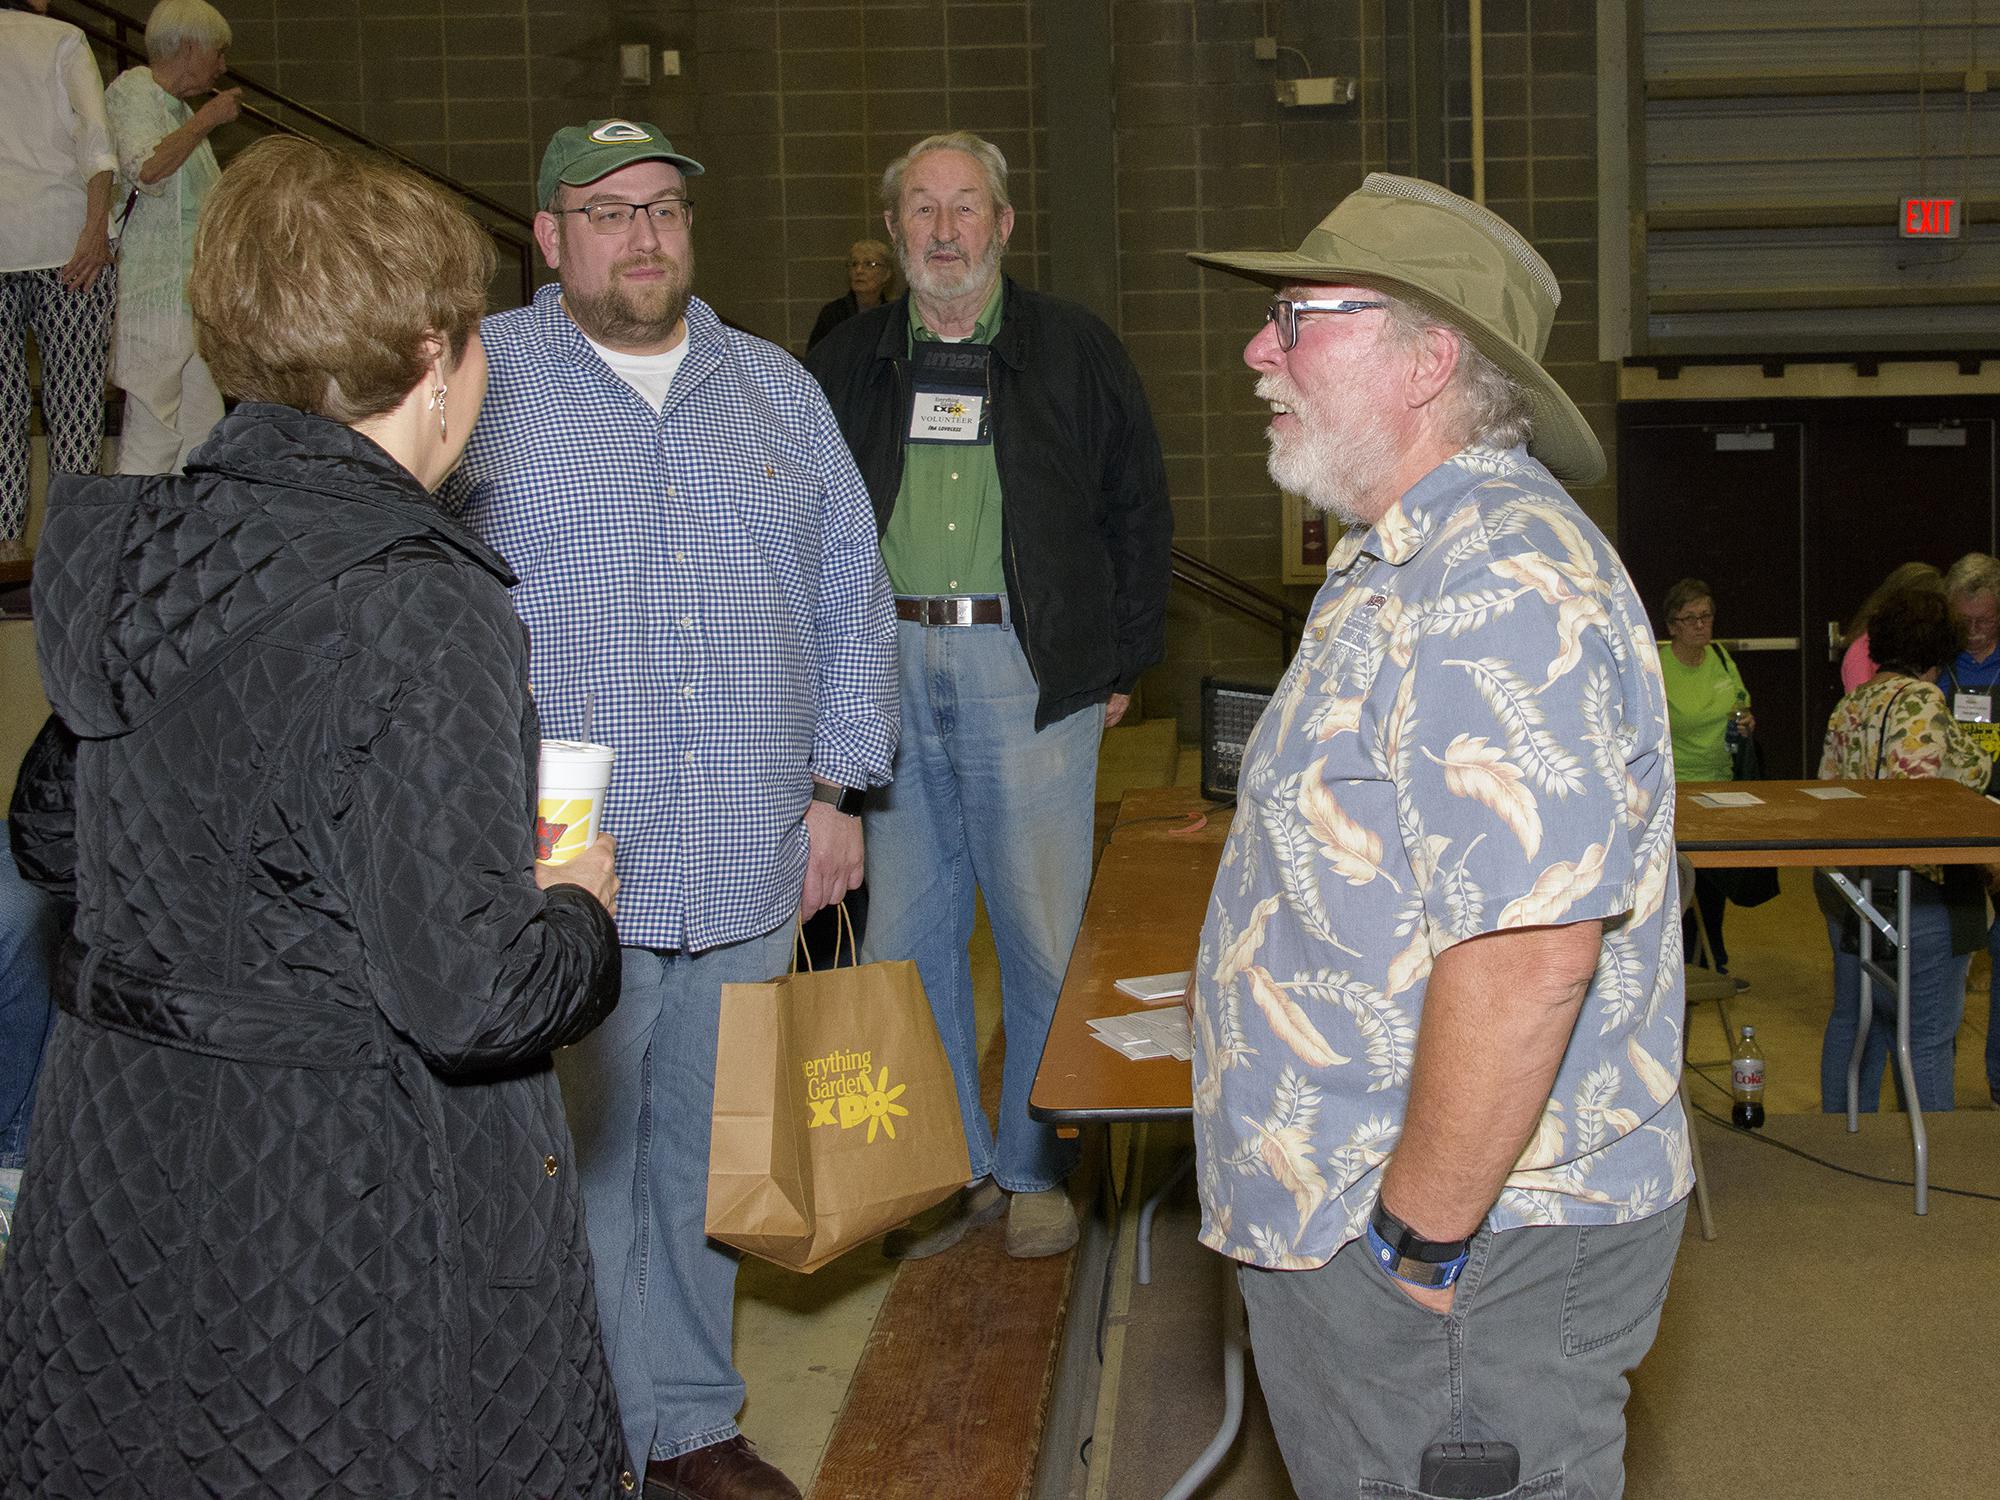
1817, 583, 1996, 1112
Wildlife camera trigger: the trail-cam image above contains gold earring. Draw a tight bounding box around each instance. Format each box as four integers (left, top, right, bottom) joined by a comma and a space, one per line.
428, 382, 448, 441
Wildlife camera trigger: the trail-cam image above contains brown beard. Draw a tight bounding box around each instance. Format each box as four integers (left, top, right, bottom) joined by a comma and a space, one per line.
562, 247, 694, 349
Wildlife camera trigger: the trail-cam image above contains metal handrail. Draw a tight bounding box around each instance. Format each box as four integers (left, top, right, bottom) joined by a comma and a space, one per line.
50, 0, 537, 306
1170, 546, 1304, 668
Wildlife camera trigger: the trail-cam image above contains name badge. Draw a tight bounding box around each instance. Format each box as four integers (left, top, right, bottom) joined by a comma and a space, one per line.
905, 341, 994, 446
1954, 692, 1993, 723
909, 386, 986, 444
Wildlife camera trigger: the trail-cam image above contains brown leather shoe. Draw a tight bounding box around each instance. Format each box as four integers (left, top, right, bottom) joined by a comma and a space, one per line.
644, 1436, 802, 1500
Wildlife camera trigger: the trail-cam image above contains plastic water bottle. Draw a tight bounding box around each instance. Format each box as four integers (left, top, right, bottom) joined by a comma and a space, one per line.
1731, 1025, 1766, 1129
1724, 695, 1748, 754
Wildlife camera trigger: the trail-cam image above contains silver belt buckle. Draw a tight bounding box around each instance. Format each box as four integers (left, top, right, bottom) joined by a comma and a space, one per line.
946, 597, 972, 626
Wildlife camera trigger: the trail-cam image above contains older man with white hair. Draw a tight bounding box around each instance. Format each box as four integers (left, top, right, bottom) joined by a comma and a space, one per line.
1186, 176, 1690, 1499
807, 131, 1173, 1261
103, 0, 240, 474
1940, 550, 2000, 1104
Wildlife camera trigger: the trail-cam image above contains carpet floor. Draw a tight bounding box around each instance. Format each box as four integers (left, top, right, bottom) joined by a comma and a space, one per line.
1091, 1108, 2000, 1500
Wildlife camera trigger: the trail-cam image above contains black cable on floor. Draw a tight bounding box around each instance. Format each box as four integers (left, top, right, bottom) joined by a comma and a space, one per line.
1093, 1141, 1124, 1366
1685, 1062, 2000, 1204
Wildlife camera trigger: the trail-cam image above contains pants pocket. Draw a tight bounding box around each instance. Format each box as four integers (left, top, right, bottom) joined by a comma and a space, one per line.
1558, 1216, 1677, 1357
1361, 1467, 1566, 1499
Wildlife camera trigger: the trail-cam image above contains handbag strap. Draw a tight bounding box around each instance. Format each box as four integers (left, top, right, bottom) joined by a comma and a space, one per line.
1872, 680, 1915, 780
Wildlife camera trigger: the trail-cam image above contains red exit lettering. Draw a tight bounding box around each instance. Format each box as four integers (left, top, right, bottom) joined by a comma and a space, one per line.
1900, 197, 1961, 238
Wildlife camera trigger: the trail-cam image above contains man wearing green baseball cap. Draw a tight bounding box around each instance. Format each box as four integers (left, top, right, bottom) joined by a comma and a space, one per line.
1183, 175, 1689, 1498
444, 119, 898, 1500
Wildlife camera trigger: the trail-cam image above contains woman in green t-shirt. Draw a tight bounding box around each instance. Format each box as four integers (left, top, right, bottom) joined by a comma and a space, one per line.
1658, 578, 1752, 975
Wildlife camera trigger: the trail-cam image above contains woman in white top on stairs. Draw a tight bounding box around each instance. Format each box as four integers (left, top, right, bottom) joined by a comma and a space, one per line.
0, 0, 118, 540
103, 0, 240, 475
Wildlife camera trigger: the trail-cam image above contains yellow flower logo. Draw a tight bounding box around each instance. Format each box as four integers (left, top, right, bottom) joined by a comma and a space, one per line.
834, 1066, 909, 1141
861, 1066, 908, 1142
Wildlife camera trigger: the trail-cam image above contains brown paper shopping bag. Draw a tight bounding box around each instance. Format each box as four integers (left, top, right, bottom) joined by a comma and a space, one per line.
706, 908, 971, 1273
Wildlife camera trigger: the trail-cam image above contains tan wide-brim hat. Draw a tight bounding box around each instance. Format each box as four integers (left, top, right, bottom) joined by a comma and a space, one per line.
1189, 173, 1605, 484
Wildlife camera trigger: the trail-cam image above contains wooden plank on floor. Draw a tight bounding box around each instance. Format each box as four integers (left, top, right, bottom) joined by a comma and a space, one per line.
807, 1220, 1075, 1500
810, 1009, 1079, 1500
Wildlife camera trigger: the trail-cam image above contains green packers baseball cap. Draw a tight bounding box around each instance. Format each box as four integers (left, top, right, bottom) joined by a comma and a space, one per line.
537, 119, 705, 209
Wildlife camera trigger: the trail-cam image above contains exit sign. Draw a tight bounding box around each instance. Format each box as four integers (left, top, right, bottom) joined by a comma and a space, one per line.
1901, 197, 1962, 238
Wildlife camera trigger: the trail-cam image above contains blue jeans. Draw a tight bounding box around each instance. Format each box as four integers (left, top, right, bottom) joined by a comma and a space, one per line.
556, 923, 795, 1470
1820, 892, 1968, 1113
859, 616, 1097, 1193
0, 857, 60, 1169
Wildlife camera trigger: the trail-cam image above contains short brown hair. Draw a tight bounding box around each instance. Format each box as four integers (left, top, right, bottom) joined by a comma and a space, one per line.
1870, 586, 1962, 677
1661, 578, 1712, 630
191, 136, 495, 423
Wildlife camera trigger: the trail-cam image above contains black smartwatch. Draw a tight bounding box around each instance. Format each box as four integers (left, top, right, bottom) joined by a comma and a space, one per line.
810, 781, 867, 817
1366, 1199, 1473, 1290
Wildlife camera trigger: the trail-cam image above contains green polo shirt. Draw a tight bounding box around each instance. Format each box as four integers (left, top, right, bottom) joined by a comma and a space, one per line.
880, 279, 1006, 596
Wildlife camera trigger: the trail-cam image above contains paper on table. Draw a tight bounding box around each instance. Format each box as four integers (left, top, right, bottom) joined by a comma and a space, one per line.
1114, 969, 1190, 1003
1088, 1009, 1193, 1062
1802, 786, 1864, 799
1694, 790, 1764, 807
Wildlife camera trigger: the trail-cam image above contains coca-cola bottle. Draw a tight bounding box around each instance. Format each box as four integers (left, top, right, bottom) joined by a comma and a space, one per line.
1731, 1025, 1766, 1129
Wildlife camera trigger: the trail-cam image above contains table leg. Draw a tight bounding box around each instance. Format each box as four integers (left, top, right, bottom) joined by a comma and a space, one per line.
1886, 869, 1928, 1215
1160, 1262, 1247, 1500
1847, 873, 1872, 1130
1137, 1147, 1194, 1288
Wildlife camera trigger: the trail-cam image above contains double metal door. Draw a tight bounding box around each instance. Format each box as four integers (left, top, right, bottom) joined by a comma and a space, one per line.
1616, 400, 1997, 779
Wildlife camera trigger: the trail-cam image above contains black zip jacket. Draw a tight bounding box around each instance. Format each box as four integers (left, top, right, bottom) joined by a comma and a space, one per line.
805, 277, 1173, 729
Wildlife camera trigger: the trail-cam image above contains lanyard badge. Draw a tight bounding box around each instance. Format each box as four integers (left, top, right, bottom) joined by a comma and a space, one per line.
905, 341, 993, 445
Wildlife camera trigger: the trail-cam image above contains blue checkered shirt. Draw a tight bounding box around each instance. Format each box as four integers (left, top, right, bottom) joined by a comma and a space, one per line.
444, 287, 898, 952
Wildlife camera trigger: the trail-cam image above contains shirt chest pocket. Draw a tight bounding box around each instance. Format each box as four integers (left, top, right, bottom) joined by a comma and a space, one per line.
726, 455, 824, 568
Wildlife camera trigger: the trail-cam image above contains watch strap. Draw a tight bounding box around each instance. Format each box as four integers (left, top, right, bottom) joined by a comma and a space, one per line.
810, 781, 867, 817
1367, 1201, 1472, 1290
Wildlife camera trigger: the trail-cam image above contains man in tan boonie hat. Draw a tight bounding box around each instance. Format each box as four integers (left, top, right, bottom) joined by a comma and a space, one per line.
1183, 175, 1688, 1500
1191, 171, 1603, 487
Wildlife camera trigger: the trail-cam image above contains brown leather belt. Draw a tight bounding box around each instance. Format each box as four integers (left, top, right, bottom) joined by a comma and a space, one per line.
894, 595, 1005, 627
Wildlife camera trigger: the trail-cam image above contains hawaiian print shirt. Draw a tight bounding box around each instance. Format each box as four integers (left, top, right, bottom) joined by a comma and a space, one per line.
1191, 447, 1690, 1270
1820, 673, 1994, 884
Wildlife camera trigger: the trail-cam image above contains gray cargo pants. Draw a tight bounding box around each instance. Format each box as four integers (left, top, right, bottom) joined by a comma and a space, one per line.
1238, 1200, 1687, 1500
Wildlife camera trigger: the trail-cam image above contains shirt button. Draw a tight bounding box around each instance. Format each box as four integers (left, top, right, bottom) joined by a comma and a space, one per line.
675, 551, 686, 563
620, 1472, 636, 1493
685, 751, 695, 764
947, 522, 956, 531
680, 617, 693, 628
683, 685, 695, 697
1311, 627, 1326, 640
949, 579, 958, 588
765, 465, 775, 478
950, 471, 959, 480
544, 1155, 558, 1177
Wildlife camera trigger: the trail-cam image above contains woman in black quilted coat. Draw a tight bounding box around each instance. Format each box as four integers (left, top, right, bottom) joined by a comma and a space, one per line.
0, 137, 633, 1497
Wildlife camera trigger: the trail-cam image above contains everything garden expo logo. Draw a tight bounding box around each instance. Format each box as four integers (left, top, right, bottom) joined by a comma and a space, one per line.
804, 1048, 909, 1143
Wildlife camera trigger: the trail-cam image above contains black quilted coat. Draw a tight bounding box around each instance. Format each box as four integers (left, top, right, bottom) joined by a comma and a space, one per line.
0, 406, 630, 1498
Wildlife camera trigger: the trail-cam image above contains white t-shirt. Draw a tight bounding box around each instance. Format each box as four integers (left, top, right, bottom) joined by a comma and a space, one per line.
582, 328, 689, 410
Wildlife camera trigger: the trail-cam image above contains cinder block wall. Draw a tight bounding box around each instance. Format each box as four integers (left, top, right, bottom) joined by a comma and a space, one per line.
146, 0, 1617, 739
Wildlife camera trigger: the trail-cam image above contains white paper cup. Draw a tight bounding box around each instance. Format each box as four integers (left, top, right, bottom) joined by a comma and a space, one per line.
537, 739, 615, 864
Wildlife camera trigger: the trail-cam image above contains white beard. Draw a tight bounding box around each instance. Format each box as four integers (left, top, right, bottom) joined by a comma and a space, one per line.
1260, 374, 1402, 528
897, 229, 1004, 304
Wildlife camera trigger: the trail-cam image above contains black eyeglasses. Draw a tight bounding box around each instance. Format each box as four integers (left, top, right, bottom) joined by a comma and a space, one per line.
1265, 297, 1388, 351
556, 198, 695, 235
